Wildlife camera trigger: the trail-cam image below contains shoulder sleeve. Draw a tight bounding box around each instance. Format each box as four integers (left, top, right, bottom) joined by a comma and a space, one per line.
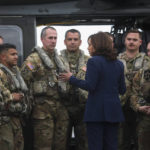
130, 70, 143, 111
143, 56, 150, 71
21, 53, 40, 85
131, 57, 150, 111
0, 70, 13, 103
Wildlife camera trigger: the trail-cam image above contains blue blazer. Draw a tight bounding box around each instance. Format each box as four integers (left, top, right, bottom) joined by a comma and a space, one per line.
69, 56, 126, 123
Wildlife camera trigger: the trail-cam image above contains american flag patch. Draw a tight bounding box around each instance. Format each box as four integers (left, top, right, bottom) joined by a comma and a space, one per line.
27, 62, 34, 70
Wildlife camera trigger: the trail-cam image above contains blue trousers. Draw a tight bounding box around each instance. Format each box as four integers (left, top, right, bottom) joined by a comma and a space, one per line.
86, 122, 119, 150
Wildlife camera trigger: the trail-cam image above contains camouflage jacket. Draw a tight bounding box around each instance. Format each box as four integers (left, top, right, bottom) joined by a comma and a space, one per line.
21, 47, 67, 104
76, 66, 88, 103
0, 64, 30, 119
118, 52, 150, 106
60, 49, 89, 104
131, 65, 150, 112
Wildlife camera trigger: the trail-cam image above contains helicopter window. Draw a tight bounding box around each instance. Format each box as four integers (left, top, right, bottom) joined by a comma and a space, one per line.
0, 25, 23, 65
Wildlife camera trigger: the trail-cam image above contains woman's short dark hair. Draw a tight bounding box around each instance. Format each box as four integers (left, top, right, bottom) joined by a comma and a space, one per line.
90, 31, 117, 60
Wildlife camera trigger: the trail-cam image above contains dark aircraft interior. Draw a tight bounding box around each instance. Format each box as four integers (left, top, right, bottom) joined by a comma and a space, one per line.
0, 0, 150, 149
0, 0, 150, 61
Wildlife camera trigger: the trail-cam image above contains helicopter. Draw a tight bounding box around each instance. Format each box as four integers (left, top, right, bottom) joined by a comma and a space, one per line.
0, 0, 150, 150
0, 0, 150, 61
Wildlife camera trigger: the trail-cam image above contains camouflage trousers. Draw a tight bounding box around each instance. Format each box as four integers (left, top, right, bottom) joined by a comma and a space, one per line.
66, 104, 88, 150
0, 117, 24, 150
32, 98, 69, 150
118, 106, 138, 150
137, 115, 150, 150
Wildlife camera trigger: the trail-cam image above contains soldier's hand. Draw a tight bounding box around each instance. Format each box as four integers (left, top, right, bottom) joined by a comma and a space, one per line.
12, 93, 24, 101
146, 108, 150, 115
59, 71, 72, 81
138, 106, 150, 114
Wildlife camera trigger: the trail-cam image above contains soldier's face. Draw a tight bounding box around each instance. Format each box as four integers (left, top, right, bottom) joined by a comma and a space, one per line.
88, 38, 95, 56
125, 33, 142, 52
147, 42, 150, 57
4, 48, 18, 68
64, 32, 81, 52
41, 28, 57, 52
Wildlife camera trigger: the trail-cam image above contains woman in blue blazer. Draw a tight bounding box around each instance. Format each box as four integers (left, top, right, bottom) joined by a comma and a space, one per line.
60, 32, 126, 150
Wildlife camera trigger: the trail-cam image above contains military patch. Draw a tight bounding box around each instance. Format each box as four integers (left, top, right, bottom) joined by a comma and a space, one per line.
144, 69, 150, 81
82, 66, 86, 72
27, 62, 34, 70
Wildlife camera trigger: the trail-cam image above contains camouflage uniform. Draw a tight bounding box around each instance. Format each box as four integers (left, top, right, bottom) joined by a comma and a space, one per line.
118, 52, 150, 150
0, 64, 30, 150
21, 47, 69, 150
131, 60, 150, 150
60, 49, 89, 150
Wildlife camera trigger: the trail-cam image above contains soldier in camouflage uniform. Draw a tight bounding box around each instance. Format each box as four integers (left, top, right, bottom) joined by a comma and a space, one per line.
118, 29, 150, 150
130, 66, 150, 150
21, 26, 69, 150
60, 29, 89, 150
0, 43, 30, 150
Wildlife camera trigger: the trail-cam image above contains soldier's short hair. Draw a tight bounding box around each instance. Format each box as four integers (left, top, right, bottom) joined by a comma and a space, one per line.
0, 43, 16, 54
41, 26, 56, 38
124, 28, 142, 39
65, 29, 81, 39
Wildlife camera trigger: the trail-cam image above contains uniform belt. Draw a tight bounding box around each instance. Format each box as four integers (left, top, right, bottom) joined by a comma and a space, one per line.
34, 95, 59, 104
